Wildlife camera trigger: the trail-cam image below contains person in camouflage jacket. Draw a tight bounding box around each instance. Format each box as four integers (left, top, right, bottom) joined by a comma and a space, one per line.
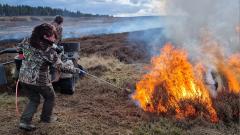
18, 23, 80, 131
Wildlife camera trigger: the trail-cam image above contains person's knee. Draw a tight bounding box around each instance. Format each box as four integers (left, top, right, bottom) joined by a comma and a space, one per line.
47, 93, 55, 101
45, 90, 55, 101
44, 94, 55, 107
29, 96, 41, 105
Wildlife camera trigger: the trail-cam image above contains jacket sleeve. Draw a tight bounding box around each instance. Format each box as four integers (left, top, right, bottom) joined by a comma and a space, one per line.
43, 48, 80, 74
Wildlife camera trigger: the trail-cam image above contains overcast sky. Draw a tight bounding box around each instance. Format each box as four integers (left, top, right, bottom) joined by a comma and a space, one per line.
1, 0, 166, 17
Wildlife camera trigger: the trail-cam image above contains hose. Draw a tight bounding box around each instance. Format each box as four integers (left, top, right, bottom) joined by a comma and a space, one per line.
15, 80, 20, 116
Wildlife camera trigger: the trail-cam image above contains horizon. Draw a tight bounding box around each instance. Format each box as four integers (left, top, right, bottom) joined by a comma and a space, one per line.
0, 0, 166, 17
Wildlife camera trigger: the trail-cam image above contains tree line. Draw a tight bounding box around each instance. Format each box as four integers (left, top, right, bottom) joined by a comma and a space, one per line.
0, 4, 109, 17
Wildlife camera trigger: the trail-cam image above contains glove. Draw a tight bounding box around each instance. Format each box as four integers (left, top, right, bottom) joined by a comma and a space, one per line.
53, 44, 63, 54
79, 69, 86, 78
78, 64, 86, 78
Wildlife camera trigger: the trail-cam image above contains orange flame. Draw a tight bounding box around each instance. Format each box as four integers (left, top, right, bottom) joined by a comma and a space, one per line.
223, 54, 240, 93
229, 54, 240, 74
132, 43, 218, 122
199, 29, 240, 94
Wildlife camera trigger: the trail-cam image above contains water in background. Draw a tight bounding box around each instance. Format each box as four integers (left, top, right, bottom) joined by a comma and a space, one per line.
0, 16, 165, 41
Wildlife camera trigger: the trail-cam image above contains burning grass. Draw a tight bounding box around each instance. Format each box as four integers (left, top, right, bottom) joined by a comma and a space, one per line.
132, 43, 240, 123
132, 44, 218, 122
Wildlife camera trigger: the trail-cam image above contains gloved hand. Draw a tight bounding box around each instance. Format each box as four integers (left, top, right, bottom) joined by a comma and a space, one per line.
79, 69, 86, 77
78, 64, 86, 78
52, 44, 63, 54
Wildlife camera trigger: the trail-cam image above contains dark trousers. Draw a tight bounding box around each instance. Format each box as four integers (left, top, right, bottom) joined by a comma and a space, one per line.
20, 83, 55, 124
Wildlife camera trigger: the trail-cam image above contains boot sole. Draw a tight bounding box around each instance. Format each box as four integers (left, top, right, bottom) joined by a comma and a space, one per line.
19, 126, 36, 131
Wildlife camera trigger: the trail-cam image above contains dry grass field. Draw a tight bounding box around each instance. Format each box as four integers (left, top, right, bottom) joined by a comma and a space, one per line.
0, 30, 239, 135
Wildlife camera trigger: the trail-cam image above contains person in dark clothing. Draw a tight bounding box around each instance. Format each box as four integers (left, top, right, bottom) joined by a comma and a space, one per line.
18, 23, 81, 131
50, 15, 64, 82
51, 15, 63, 44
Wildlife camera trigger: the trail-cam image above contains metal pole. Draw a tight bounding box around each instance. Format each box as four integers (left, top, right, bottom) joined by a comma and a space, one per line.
2, 60, 14, 65
79, 69, 127, 91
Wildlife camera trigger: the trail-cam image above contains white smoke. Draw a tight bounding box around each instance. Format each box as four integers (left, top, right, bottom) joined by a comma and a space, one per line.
159, 0, 240, 95
164, 0, 240, 59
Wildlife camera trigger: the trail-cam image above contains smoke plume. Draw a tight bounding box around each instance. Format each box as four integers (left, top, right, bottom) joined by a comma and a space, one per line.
164, 0, 240, 61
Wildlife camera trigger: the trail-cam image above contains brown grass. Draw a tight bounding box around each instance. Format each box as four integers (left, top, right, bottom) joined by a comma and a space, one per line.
0, 32, 239, 135
0, 53, 239, 135
78, 55, 146, 90
0, 16, 54, 22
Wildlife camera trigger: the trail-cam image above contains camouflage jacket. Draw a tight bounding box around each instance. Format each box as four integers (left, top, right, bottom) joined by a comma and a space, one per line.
18, 44, 79, 86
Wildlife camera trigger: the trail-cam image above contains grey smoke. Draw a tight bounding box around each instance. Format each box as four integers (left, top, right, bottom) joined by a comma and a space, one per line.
0, 17, 164, 41
164, 0, 240, 60
63, 16, 164, 38
127, 16, 169, 56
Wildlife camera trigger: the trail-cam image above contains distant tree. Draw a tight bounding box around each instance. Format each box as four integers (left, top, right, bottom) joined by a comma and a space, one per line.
0, 4, 110, 17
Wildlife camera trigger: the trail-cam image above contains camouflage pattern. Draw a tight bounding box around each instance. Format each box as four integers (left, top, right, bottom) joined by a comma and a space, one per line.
18, 44, 79, 86
51, 22, 63, 44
